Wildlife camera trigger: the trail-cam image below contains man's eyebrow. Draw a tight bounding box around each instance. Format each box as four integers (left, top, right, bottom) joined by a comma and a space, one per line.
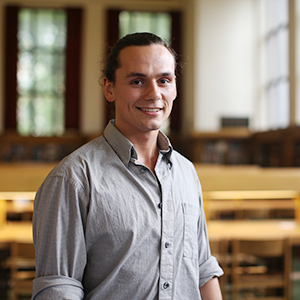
126, 71, 174, 78
160, 72, 175, 77
126, 72, 147, 78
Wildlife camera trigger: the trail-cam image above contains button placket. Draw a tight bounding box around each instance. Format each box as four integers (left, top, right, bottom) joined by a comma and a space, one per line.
157, 161, 174, 299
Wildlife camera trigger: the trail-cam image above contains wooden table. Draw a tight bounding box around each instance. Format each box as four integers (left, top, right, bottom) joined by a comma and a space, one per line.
0, 222, 33, 248
207, 219, 300, 241
0, 192, 36, 200
195, 164, 300, 192
203, 190, 300, 220
0, 163, 55, 192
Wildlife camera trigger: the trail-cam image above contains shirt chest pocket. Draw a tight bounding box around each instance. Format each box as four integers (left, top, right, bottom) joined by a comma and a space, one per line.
182, 203, 199, 260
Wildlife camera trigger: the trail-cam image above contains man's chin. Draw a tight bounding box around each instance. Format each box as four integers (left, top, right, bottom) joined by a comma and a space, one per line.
138, 120, 162, 131
145, 123, 163, 132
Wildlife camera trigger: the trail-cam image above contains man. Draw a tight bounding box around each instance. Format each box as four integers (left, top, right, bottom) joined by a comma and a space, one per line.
32, 32, 223, 300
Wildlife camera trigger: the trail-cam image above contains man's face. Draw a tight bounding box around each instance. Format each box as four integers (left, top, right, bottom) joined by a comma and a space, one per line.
104, 44, 177, 138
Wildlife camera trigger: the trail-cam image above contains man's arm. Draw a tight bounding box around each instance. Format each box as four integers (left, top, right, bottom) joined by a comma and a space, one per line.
199, 277, 223, 300
32, 174, 87, 299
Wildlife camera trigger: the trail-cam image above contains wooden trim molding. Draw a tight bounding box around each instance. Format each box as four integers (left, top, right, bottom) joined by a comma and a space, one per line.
65, 7, 83, 130
4, 6, 19, 130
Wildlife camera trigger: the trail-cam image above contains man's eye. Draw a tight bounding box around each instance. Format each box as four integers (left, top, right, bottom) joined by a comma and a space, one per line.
159, 78, 170, 84
131, 79, 143, 85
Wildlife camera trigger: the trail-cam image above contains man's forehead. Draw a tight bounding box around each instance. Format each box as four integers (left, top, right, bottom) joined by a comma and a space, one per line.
120, 44, 171, 54
118, 45, 175, 72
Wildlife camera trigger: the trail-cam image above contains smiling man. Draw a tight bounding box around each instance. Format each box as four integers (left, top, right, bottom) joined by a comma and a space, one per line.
32, 33, 223, 300
103, 43, 177, 172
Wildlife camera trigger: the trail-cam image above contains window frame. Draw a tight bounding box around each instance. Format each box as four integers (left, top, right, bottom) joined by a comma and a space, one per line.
3, 5, 83, 134
260, 0, 296, 130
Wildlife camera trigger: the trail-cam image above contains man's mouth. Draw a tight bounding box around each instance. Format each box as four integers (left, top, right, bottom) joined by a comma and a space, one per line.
138, 108, 162, 112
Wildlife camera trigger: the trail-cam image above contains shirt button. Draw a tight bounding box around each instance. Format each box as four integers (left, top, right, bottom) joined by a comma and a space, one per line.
141, 167, 147, 173
165, 242, 170, 248
167, 162, 172, 169
158, 203, 163, 209
163, 282, 170, 289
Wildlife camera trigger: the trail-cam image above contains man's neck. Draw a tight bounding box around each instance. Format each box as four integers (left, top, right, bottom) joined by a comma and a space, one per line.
121, 129, 159, 173
136, 145, 159, 173
132, 132, 160, 173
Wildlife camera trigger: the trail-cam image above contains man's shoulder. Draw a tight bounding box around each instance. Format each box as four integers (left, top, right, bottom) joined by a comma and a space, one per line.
48, 135, 108, 178
170, 149, 198, 178
171, 149, 195, 169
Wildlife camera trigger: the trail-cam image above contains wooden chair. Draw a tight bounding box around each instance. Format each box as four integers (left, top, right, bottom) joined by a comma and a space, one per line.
232, 238, 289, 300
285, 238, 300, 300
5, 241, 36, 300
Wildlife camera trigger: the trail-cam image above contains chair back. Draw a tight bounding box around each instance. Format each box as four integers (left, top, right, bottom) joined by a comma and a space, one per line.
8, 242, 36, 300
234, 239, 284, 257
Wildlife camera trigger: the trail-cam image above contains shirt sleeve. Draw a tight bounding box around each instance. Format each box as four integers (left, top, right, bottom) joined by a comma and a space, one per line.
32, 172, 88, 299
32, 275, 84, 299
195, 171, 224, 287
199, 256, 224, 287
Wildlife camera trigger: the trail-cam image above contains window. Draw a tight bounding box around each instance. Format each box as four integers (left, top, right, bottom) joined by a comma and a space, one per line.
17, 9, 67, 136
119, 11, 172, 42
4, 6, 82, 136
265, 0, 290, 129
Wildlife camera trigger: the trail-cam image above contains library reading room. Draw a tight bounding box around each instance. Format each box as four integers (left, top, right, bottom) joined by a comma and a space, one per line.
1, 0, 300, 299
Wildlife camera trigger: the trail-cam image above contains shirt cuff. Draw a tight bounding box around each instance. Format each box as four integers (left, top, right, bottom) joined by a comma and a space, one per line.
32, 275, 84, 300
199, 255, 224, 287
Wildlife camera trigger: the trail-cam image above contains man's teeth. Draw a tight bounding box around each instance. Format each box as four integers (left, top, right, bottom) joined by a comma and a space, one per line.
140, 108, 161, 112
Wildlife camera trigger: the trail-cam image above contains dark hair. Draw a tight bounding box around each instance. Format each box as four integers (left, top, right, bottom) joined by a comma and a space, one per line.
103, 32, 178, 83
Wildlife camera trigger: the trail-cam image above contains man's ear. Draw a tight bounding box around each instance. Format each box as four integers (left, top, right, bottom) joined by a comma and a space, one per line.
103, 77, 115, 103
173, 88, 177, 102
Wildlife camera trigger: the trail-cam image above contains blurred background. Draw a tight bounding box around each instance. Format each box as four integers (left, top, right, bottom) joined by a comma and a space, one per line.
0, 0, 300, 299
0, 0, 300, 166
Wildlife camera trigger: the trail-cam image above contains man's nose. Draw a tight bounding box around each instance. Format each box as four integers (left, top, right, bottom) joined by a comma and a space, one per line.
144, 81, 160, 101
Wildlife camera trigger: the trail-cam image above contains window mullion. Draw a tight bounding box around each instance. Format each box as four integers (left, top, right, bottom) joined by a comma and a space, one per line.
288, 0, 296, 125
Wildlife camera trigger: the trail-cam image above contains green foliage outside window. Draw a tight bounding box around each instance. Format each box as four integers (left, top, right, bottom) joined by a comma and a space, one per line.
17, 9, 66, 136
119, 11, 171, 42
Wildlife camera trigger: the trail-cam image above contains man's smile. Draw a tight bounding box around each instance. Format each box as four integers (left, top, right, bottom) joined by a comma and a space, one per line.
137, 107, 163, 112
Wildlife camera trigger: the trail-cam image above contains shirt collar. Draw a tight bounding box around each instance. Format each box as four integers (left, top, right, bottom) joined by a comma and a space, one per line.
103, 120, 173, 166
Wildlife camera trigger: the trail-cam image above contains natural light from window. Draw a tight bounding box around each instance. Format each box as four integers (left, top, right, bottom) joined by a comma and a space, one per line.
17, 9, 66, 136
265, 0, 289, 129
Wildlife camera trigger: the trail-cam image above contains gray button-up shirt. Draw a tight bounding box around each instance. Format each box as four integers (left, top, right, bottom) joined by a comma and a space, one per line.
32, 121, 223, 300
